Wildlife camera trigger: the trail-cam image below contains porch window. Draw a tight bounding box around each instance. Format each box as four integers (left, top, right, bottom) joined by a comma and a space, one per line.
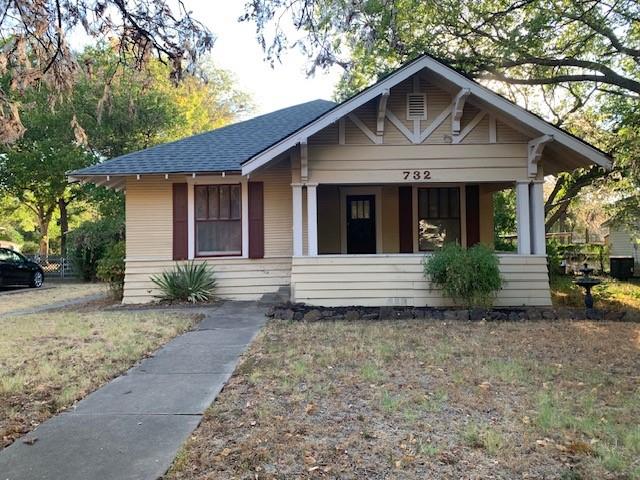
195, 184, 242, 256
418, 187, 461, 250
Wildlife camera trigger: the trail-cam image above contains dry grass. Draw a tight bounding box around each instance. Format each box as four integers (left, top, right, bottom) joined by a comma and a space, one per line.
0, 309, 198, 447
0, 282, 107, 315
167, 320, 640, 480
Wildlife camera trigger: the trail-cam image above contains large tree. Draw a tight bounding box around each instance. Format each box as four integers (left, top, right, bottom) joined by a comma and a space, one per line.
0, 0, 214, 143
243, 0, 639, 229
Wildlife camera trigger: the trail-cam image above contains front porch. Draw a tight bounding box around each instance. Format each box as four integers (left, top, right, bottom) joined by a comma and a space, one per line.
290, 181, 551, 307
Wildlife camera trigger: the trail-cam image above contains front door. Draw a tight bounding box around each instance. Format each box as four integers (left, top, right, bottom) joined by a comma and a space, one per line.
346, 195, 376, 254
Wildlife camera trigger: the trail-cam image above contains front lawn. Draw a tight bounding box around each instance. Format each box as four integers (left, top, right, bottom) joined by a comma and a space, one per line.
1, 309, 198, 447
168, 319, 640, 480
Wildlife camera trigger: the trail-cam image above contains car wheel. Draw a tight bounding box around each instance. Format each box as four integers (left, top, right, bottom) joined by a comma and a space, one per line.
31, 271, 44, 288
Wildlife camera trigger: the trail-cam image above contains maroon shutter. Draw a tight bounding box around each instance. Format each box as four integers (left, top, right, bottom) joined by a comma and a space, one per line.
173, 183, 188, 260
248, 181, 264, 259
398, 186, 413, 253
465, 185, 480, 248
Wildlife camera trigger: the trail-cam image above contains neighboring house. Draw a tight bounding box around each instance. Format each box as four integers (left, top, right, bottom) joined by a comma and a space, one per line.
69, 55, 611, 306
605, 222, 640, 274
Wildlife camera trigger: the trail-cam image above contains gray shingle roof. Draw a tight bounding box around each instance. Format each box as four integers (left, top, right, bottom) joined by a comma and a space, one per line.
70, 99, 336, 176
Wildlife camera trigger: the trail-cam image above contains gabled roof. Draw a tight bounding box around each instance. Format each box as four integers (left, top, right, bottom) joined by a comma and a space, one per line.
241, 55, 612, 175
70, 99, 336, 176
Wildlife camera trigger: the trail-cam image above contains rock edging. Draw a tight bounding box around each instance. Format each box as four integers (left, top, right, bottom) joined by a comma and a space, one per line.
266, 304, 634, 322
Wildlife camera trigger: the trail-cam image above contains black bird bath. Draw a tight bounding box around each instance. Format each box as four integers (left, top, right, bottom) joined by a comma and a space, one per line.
574, 263, 601, 309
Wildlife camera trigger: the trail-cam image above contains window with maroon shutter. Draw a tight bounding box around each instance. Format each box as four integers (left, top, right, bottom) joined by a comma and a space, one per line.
398, 186, 413, 253
248, 182, 264, 259
195, 184, 242, 256
172, 183, 188, 260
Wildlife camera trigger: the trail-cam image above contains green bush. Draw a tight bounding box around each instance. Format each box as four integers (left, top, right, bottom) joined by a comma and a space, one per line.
424, 243, 502, 308
151, 261, 216, 303
96, 241, 126, 299
546, 238, 563, 278
68, 218, 124, 281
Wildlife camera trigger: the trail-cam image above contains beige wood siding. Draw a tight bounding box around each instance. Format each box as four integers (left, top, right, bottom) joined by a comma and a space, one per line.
497, 120, 530, 143
608, 228, 640, 272
479, 185, 495, 246
253, 160, 293, 257
291, 254, 551, 307
308, 144, 529, 183
125, 176, 173, 261
123, 258, 291, 304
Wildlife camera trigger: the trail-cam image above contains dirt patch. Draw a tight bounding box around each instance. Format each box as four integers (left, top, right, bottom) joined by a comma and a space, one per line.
167, 320, 640, 480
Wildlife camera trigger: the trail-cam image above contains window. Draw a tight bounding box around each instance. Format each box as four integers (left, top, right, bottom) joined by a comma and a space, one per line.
418, 187, 461, 250
195, 184, 242, 256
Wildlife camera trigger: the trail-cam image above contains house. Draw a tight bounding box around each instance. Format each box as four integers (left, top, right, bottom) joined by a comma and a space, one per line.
69, 55, 611, 306
604, 222, 639, 275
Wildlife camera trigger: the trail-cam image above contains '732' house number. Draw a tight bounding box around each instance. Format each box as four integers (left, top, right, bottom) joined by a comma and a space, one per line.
403, 170, 431, 180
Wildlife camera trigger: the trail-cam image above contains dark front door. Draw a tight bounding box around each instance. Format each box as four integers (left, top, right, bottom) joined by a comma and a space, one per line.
346, 195, 376, 254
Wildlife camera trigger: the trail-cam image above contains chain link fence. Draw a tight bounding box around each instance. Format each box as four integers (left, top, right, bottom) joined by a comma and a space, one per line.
25, 255, 77, 279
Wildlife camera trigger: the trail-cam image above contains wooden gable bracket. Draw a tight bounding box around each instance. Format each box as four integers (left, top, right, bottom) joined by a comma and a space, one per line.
376, 89, 390, 136
300, 140, 309, 183
452, 88, 470, 136
528, 134, 553, 177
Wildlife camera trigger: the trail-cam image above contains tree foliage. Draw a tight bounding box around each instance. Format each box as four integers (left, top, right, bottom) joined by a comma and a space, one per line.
0, 0, 214, 142
243, 0, 640, 228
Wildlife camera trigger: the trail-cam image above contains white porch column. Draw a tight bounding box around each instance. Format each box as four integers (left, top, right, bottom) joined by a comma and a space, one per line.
515, 182, 531, 255
529, 181, 546, 255
306, 183, 318, 256
292, 183, 303, 256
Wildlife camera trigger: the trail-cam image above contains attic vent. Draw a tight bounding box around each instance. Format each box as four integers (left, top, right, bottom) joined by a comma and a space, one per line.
406, 93, 427, 120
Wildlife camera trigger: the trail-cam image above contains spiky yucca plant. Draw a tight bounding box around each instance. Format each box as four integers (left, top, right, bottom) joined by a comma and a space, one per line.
151, 261, 216, 303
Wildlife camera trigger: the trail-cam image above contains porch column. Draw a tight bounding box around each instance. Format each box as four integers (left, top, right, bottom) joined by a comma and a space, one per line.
306, 183, 318, 256
292, 183, 303, 256
529, 181, 546, 255
515, 182, 531, 255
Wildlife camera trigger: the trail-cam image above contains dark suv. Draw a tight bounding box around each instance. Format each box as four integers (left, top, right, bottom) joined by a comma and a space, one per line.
0, 248, 44, 288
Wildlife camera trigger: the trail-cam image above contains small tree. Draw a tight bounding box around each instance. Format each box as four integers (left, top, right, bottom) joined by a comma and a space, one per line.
424, 244, 502, 308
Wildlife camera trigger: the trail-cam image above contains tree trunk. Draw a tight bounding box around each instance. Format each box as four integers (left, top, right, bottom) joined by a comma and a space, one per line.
38, 218, 50, 260
58, 198, 69, 257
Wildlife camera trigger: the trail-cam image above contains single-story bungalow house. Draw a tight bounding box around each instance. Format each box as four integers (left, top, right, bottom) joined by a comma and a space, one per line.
70, 55, 611, 306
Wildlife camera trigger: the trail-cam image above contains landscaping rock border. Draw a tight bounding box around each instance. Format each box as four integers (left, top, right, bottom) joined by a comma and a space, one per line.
266, 303, 637, 322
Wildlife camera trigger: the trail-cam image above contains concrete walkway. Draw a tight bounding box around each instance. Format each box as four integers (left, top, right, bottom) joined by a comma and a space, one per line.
0, 301, 267, 480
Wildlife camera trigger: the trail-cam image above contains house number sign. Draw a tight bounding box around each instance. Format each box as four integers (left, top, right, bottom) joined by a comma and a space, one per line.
402, 170, 432, 180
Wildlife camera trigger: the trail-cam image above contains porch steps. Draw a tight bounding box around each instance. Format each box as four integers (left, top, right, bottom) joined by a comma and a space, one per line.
258, 285, 291, 305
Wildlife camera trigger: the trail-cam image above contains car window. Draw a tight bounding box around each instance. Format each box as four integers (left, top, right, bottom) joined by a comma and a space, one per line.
0, 250, 22, 262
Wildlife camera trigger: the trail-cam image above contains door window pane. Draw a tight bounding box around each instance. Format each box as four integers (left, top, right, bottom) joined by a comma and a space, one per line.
195, 186, 208, 220
418, 187, 461, 250
208, 186, 219, 219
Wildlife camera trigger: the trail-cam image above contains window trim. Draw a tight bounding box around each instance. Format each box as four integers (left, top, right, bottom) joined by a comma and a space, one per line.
187, 177, 249, 260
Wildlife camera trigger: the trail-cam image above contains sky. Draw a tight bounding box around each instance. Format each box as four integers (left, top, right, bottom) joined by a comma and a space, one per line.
187, 0, 342, 116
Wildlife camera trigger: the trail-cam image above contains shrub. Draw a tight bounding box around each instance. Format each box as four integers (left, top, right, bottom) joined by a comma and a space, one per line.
68, 218, 124, 281
151, 261, 216, 303
96, 241, 126, 299
424, 243, 502, 308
